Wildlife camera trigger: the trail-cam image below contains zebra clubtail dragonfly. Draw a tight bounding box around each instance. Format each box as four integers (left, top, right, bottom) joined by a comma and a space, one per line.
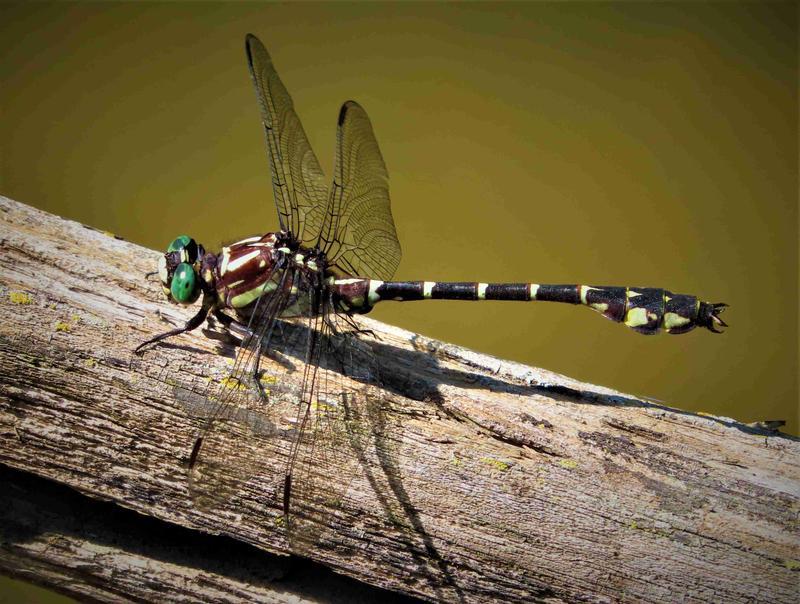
136, 34, 727, 545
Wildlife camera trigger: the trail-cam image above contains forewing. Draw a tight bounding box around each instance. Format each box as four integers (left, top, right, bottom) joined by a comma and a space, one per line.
320, 101, 402, 281
246, 34, 329, 241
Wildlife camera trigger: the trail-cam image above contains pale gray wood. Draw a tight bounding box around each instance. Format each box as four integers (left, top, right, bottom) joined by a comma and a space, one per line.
0, 195, 798, 603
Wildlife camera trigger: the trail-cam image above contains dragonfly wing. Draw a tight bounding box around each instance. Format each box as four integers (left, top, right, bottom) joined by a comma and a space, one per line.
321, 101, 402, 281
181, 266, 301, 512
245, 34, 329, 243
137, 266, 377, 550
280, 300, 380, 552
132, 264, 297, 515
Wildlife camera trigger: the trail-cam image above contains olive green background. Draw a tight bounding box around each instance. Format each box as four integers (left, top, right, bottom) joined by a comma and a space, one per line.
0, 1, 797, 599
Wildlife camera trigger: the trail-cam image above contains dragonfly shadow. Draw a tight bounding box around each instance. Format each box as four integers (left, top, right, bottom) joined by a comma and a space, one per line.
342, 396, 467, 603
347, 330, 799, 444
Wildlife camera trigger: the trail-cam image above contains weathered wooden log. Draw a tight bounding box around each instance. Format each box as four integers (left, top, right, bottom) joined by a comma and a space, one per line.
0, 195, 798, 603
0, 464, 413, 603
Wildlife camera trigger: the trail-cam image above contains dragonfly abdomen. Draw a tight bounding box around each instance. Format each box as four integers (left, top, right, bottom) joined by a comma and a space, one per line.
348, 280, 727, 335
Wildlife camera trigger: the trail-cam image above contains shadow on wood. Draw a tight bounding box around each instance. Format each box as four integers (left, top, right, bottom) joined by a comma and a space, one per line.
0, 464, 419, 603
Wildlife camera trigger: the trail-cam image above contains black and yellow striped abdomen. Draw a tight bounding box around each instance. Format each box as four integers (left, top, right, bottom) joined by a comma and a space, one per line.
335, 280, 727, 335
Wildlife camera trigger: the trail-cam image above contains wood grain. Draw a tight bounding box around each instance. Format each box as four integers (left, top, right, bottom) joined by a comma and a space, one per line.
0, 195, 797, 603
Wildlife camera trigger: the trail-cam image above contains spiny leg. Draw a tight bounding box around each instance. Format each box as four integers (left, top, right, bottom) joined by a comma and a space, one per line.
323, 306, 376, 378
135, 299, 212, 354
243, 270, 297, 403
212, 309, 270, 400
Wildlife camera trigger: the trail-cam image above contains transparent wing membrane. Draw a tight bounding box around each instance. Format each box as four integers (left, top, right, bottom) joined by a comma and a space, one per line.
323, 101, 402, 281
280, 309, 380, 550
247, 34, 401, 280
246, 34, 328, 242
136, 270, 382, 551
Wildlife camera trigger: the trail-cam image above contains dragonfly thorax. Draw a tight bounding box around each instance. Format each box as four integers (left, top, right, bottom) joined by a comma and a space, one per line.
157, 232, 346, 316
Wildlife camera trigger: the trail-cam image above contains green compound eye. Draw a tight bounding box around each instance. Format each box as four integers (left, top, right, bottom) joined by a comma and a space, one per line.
167, 235, 192, 253
166, 235, 201, 265
170, 262, 199, 304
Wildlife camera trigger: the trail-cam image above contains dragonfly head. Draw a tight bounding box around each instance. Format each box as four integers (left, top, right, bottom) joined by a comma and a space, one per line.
157, 235, 205, 305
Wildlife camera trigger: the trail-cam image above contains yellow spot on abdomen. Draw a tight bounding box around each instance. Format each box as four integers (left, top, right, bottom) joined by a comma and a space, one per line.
664, 312, 691, 330
580, 285, 599, 305
367, 280, 384, 305
624, 307, 649, 327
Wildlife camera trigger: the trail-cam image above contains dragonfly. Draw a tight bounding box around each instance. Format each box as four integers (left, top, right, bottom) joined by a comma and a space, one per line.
135, 33, 727, 546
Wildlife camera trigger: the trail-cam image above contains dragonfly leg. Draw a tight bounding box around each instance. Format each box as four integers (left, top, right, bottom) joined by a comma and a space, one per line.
211, 308, 235, 328
335, 307, 381, 340
210, 309, 271, 401
250, 344, 272, 403
134, 303, 211, 354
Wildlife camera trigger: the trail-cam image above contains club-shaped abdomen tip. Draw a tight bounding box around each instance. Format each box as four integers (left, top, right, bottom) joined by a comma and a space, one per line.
698, 302, 729, 333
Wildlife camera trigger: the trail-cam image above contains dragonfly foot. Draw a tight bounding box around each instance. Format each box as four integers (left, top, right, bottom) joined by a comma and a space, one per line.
251, 370, 271, 403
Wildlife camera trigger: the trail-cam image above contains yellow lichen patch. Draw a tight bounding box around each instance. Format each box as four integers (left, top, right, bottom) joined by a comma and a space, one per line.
311, 400, 334, 414
9, 291, 33, 305
54, 321, 71, 333
480, 457, 510, 471
220, 376, 247, 390
558, 459, 578, 470
259, 374, 278, 385
84, 358, 97, 368
784, 559, 799, 571
71, 314, 81, 323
